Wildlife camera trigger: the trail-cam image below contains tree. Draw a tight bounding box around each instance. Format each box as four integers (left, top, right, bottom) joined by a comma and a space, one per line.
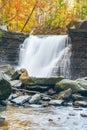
0, 0, 87, 33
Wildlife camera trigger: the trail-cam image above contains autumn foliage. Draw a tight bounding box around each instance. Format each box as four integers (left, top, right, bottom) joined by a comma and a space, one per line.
0, 0, 87, 34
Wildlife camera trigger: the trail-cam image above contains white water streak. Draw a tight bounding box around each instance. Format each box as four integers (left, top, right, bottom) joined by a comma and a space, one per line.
19, 35, 71, 77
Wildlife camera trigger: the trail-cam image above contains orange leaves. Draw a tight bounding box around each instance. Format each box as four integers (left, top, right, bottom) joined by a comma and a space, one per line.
15, 4, 23, 12
0, 0, 86, 33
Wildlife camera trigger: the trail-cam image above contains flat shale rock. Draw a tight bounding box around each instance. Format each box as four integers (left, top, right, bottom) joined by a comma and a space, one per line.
11, 95, 30, 105
49, 99, 64, 106
73, 101, 87, 107
72, 94, 87, 101
9, 80, 22, 87
23, 77, 64, 86
26, 85, 49, 92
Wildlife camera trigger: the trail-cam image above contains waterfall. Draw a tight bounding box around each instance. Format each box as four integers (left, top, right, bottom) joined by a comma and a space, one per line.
19, 35, 71, 78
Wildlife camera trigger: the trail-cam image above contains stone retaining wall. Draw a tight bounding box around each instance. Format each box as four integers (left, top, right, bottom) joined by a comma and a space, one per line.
0, 30, 28, 65
69, 29, 87, 79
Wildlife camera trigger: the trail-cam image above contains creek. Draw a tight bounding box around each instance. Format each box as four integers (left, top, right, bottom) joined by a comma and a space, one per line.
0, 105, 87, 130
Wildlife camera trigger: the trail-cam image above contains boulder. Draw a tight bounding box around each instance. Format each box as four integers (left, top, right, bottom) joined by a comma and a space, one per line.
0, 64, 15, 82
29, 94, 41, 104
56, 88, 72, 100
48, 88, 56, 95
0, 64, 15, 76
55, 79, 84, 93
11, 70, 22, 80
0, 76, 12, 100
9, 80, 22, 88
22, 76, 64, 86
1, 72, 11, 81
76, 79, 87, 90
0, 100, 7, 106
73, 101, 87, 107
41, 96, 51, 101
80, 113, 87, 117
72, 94, 87, 101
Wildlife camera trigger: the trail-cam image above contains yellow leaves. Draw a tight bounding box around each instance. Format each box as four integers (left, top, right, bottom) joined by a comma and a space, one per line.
0, 0, 87, 33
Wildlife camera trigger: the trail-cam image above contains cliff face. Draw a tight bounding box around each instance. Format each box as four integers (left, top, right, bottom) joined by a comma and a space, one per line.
0, 30, 28, 66
69, 29, 87, 79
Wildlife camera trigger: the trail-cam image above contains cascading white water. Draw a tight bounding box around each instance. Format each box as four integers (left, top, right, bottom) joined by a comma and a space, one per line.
19, 35, 71, 78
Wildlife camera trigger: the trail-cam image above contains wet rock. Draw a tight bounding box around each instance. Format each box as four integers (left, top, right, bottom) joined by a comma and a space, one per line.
24, 104, 43, 108
73, 101, 87, 107
11, 95, 31, 105
26, 85, 49, 92
80, 113, 87, 117
41, 96, 51, 101
29, 94, 41, 104
1, 72, 11, 81
9, 80, 22, 88
48, 88, 56, 95
72, 94, 87, 101
56, 88, 72, 100
0, 65, 14, 81
62, 101, 72, 106
0, 64, 15, 75
37, 100, 49, 107
0, 117, 5, 121
0, 100, 7, 106
76, 79, 87, 90
22, 77, 64, 86
49, 99, 64, 106
55, 79, 83, 93
48, 119, 53, 122
69, 113, 76, 116
0, 76, 12, 100
11, 70, 22, 80
8, 93, 19, 101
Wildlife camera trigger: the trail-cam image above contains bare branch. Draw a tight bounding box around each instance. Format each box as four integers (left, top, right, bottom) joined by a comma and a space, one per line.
21, 0, 37, 32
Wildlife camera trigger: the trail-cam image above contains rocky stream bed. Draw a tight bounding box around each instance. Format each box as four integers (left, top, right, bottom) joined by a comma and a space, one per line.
0, 64, 87, 130
0, 105, 87, 130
